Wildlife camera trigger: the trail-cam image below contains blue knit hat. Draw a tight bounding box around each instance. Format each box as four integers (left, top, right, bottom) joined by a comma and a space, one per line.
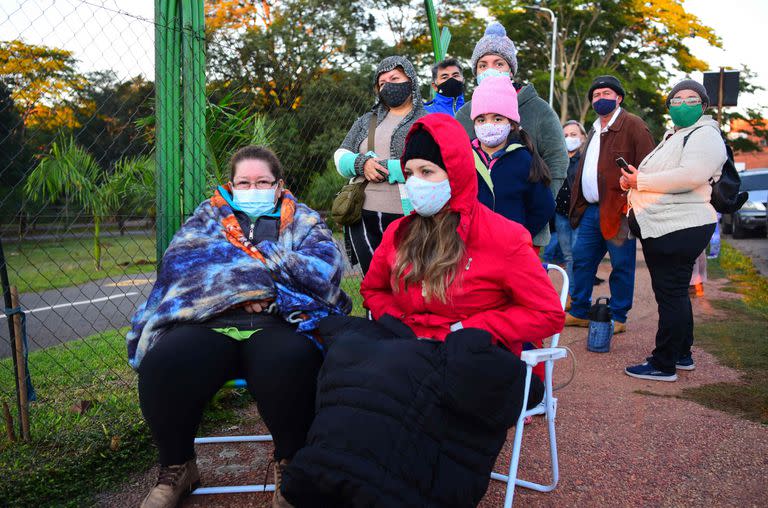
470, 22, 518, 76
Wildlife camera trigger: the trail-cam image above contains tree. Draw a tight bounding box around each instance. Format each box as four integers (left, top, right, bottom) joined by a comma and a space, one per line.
206, 0, 368, 111
0, 81, 27, 216
720, 66, 768, 154
480, 0, 720, 134
74, 71, 155, 170
23, 138, 153, 269
0, 40, 89, 133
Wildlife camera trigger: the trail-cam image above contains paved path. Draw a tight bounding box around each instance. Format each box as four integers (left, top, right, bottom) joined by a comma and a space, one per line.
96, 248, 768, 507
0, 272, 154, 358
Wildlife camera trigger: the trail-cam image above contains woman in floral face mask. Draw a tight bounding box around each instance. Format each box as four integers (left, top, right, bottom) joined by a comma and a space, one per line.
470, 76, 555, 252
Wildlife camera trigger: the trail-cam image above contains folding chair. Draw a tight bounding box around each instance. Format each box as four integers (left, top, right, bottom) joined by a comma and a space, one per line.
490, 263, 569, 507
191, 264, 568, 503
191, 379, 275, 495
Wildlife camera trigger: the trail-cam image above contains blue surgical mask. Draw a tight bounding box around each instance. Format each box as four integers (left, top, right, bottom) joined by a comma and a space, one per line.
404, 176, 451, 217
476, 68, 511, 85
232, 188, 277, 218
593, 98, 617, 116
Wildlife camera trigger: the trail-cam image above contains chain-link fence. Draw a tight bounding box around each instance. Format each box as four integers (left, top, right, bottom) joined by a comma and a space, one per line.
0, 0, 449, 505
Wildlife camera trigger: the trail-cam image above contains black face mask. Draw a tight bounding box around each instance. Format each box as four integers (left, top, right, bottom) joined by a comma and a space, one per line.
436, 77, 464, 98
379, 81, 412, 108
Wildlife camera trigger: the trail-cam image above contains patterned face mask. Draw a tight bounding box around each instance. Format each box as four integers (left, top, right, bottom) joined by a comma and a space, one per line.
404, 176, 451, 217
476, 68, 511, 85
379, 81, 412, 108
475, 122, 511, 148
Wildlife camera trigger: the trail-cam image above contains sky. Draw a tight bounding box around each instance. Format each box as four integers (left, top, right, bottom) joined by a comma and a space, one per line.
0, 0, 766, 111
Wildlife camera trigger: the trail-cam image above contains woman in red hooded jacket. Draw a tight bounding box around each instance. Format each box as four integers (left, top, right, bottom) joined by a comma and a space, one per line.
279, 114, 565, 508
362, 113, 564, 367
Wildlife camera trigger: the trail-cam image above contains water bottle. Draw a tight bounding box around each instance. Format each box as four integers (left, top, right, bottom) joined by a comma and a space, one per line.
587, 297, 613, 353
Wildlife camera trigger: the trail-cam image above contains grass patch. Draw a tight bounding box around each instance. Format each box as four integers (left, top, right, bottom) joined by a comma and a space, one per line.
4, 235, 157, 293
679, 242, 768, 424
341, 277, 365, 317
0, 328, 249, 507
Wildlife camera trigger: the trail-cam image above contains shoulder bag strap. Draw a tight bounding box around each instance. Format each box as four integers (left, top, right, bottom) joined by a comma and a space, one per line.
367, 113, 378, 153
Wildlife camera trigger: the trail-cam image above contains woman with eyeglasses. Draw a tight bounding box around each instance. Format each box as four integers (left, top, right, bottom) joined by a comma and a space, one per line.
129, 145, 351, 508
619, 80, 726, 382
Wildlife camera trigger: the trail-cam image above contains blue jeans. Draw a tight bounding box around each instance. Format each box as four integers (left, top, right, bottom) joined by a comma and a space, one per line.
571, 205, 636, 323
554, 213, 577, 296
542, 230, 564, 264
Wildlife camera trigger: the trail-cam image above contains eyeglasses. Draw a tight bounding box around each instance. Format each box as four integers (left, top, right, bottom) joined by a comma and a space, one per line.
669, 97, 702, 106
232, 180, 277, 190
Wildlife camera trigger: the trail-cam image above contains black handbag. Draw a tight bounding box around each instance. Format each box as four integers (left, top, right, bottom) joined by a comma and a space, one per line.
683, 127, 748, 214
331, 113, 377, 226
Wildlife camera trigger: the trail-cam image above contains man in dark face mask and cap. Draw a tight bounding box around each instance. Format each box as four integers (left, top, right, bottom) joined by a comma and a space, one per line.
565, 74, 655, 335
334, 56, 426, 275
424, 58, 465, 117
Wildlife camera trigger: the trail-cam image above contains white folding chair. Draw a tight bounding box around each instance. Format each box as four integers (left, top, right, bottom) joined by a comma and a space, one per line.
490, 263, 569, 507
191, 379, 275, 495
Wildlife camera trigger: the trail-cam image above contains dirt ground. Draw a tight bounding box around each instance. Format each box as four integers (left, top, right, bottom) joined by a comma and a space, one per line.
96, 249, 768, 507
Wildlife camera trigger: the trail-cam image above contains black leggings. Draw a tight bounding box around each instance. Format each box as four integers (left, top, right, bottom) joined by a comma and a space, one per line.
138, 320, 323, 466
344, 209, 402, 275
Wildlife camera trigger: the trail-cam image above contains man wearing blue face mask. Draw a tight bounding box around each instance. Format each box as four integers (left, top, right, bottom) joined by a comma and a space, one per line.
565, 75, 655, 334
455, 21, 568, 253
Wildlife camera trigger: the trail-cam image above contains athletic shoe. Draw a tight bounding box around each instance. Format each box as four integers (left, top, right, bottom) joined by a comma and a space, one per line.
676, 355, 696, 371
624, 361, 677, 382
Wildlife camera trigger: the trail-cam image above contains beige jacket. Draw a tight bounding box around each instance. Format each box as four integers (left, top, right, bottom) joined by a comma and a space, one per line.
629, 115, 726, 239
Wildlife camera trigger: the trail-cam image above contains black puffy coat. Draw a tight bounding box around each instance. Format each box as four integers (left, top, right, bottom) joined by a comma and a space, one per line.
282, 315, 543, 508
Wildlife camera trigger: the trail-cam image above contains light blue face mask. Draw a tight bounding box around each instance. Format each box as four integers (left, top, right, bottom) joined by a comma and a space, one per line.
476, 68, 511, 85
232, 188, 277, 218
404, 176, 451, 217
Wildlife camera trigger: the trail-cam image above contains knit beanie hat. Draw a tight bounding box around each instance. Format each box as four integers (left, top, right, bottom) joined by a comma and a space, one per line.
402, 127, 445, 169
666, 79, 710, 108
587, 75, 626, 101
470, 76, 520, 122
470, 22, 518, 76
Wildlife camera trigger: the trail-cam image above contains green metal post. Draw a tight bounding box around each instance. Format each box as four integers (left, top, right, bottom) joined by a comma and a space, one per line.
155, 0, 207, 262
181, 0, 207, 217
155, 0, 182, 262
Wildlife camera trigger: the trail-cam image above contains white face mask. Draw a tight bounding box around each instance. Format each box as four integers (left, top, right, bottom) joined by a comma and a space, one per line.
232, 188, 277, 218
565, 136, 583, 152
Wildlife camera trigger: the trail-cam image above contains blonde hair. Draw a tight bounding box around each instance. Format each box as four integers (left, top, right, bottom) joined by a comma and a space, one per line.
392, 211, 465, 303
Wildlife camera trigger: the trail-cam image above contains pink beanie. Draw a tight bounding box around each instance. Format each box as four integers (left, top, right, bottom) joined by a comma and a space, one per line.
470, 76, 520, 122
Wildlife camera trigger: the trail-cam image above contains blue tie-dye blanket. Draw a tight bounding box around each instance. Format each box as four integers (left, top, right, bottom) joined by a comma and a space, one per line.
126, 187, 352, 369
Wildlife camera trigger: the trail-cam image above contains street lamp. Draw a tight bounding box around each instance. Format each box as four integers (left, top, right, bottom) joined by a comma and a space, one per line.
524, 5, 557, 108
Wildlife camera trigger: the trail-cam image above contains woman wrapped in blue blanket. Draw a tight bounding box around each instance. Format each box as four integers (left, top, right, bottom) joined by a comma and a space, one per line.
128, 146, 351, 508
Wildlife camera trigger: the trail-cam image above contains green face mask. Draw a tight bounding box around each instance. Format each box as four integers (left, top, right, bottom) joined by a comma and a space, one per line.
669, 103, 703, 128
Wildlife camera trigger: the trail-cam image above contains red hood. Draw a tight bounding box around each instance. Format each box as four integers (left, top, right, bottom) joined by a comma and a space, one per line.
400, 113, 478, 236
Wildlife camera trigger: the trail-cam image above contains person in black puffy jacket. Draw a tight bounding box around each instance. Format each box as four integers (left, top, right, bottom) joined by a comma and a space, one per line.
281, 315, 543, 508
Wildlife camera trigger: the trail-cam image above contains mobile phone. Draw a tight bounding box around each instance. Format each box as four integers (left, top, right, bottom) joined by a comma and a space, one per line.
615, 156, 630, 171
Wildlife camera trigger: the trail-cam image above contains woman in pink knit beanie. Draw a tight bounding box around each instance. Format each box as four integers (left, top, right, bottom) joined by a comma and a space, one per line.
470, 76, 555, 252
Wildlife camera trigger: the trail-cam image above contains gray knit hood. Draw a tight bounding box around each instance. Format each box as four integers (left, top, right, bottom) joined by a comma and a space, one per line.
373, 56, 424, 115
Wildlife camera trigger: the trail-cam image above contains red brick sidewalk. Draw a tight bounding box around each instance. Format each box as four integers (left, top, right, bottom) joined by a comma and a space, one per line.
98, 251, 768, 507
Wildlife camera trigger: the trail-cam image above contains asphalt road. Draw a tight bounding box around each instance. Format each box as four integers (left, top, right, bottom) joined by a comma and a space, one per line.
0, 272, 154, 359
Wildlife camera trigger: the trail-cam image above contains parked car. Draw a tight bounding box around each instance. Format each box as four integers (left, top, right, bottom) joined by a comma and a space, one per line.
721, 169, 768, 238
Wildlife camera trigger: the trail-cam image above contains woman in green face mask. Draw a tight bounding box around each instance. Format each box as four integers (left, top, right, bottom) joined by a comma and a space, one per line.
617, 79, 728, 383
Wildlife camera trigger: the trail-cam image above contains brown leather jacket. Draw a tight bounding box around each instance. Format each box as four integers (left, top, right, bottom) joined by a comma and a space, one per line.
569, 109, 655, 239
